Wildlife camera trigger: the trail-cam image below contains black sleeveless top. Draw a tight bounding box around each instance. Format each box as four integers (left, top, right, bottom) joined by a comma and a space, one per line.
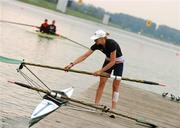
90, 39, 123, 58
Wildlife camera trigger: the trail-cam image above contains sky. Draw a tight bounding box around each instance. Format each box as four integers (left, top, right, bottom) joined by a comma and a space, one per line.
75, 0, 180, 30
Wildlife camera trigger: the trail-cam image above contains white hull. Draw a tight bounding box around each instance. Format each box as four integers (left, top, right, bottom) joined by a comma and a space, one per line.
29, 87, 74, 127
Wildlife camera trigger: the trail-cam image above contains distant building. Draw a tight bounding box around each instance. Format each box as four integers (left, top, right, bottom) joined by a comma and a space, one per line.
56, 0, 68, 13
103, 14, 110, 25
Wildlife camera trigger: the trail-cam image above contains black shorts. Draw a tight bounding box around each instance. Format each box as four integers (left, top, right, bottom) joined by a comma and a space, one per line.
102, 60, 124, 76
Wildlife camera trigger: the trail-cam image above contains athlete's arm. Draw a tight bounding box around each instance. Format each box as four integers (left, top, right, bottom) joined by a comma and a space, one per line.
102, 50, 116, 72
73, 49, 93, 65
94, 50, 116, 75
65, 49, 93, 70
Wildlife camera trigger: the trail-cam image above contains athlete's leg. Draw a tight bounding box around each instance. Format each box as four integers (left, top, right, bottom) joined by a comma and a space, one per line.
112, 79, 121, 110
111, 63, 123, 110
95, 77, 108, 105
95, 60, 112, 105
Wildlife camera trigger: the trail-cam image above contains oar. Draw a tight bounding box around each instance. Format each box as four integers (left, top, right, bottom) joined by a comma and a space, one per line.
0, 20, 88, 49
0, 20, 39, 28
0, 56, 120, 80
22, 62, 166, 86
8, 81, 157, 128
60, 35, 89, 49
122, 77, 166, 86
0, 56, 166, 86
22, 62, 121, 80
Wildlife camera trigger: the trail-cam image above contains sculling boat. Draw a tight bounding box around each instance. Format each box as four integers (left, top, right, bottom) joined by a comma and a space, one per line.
0, 20, 89, 48
0, 56, 158, 128
29, 87, 74, 127
34, 30, 60, 39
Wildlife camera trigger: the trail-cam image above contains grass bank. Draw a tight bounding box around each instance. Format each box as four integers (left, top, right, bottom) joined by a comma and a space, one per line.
18, 0, 102, 23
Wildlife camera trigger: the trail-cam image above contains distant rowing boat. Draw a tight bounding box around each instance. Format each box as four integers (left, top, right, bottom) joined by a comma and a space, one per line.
0, 20, 89, 48
36, 32, 57, 39
34, 30, 60, 39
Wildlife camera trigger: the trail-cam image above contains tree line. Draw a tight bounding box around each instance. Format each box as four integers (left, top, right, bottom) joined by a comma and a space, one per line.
46, 0, 180, 46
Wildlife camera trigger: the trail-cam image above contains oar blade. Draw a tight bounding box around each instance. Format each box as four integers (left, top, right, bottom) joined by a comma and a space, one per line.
0, 56, 22, 64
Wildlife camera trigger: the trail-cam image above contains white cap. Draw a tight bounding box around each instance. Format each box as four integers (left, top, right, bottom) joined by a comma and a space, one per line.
90, 30, 107, 40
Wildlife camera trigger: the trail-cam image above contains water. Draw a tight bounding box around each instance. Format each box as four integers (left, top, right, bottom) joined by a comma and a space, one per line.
0, 0, 180, 128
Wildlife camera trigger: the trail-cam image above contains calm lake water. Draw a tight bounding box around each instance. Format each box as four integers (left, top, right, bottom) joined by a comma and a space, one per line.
0, 0, 180, 128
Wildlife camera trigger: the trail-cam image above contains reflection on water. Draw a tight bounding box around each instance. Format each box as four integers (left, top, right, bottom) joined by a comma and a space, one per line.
0, 0, 180, 128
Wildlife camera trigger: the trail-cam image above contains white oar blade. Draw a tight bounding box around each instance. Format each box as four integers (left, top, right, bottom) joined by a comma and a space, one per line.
29, 99, 59, 127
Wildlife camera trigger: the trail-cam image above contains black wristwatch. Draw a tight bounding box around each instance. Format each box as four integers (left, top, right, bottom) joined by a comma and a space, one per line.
70, 62, 74, 66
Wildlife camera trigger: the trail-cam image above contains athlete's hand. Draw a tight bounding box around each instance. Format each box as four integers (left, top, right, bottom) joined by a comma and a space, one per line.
64, 63, 74, 71
93, 70, 103, 76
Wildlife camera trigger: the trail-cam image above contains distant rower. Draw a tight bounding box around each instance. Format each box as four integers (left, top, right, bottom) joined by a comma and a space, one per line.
40, 19, 49, 33
48, 20, 56, 35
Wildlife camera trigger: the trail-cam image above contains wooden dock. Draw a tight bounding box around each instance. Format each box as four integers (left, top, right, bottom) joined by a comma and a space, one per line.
36, 80, 180, 128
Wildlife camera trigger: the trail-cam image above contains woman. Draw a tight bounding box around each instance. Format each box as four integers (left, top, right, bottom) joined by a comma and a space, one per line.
65, 30, 124, 110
